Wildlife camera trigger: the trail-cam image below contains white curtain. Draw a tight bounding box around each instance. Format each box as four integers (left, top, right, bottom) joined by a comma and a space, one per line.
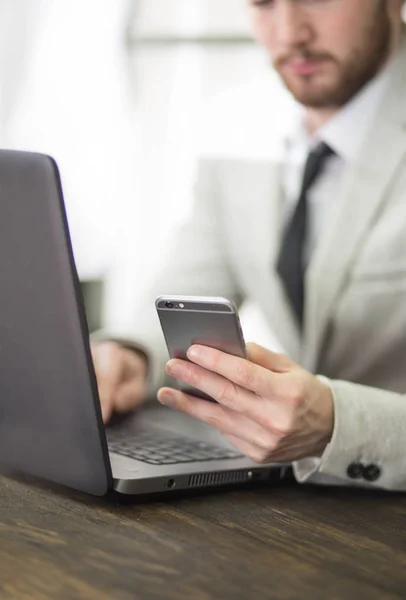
3, 0, 138, 285
1, 0, 284, 348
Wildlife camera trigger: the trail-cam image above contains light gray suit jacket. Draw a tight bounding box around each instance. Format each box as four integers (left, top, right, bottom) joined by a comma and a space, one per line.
118, 37, 406, 491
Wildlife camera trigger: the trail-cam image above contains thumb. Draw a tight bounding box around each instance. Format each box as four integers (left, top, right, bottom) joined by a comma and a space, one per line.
246, 342, 295, 373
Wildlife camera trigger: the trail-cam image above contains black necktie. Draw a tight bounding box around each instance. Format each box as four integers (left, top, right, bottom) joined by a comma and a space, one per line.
276, 141, 334, 328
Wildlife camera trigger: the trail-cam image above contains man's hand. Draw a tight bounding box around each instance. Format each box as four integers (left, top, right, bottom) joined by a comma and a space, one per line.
91, 342, 149, 423
157, 343, 334, 463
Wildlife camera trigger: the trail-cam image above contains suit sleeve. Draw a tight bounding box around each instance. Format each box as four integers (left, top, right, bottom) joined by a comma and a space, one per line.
293, 377, 406, 491
98, 158, 244, 394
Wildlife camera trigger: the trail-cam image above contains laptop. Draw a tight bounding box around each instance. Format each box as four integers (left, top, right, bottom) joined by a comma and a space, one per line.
0, 150, 288, 496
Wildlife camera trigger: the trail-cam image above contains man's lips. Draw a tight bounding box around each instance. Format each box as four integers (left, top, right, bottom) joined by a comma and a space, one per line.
281, 57, 329, 76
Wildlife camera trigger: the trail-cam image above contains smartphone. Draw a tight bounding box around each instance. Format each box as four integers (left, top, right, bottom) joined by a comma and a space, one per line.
156, 295, 247, 401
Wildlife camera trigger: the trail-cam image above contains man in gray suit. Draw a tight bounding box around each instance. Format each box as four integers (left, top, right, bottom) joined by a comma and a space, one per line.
92, 0, 406, 490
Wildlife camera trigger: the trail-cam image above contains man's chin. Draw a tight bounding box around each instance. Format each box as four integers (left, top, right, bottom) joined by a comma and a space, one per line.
275, 68, 341, 108
282, 80, 341, 109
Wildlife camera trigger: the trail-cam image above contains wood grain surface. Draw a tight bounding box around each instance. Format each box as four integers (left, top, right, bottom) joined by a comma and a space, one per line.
1, 473, 406, 600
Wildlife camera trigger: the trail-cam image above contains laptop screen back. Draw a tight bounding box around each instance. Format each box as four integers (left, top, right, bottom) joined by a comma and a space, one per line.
0, 150, 112, 495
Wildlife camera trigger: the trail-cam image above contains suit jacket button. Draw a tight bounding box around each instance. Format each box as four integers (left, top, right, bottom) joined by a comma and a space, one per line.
363, 464, 381, 482
347, 462, 364, 479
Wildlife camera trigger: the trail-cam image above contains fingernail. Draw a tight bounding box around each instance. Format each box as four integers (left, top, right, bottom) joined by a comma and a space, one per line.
166, 360, 187, 378
159, 390, 176, 406
187, 345, 204, 361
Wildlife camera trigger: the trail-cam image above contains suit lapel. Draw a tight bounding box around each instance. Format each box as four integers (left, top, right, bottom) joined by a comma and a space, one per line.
302, 47, 406, 373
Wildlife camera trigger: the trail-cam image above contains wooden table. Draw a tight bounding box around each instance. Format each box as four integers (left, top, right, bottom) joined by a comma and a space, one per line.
1, 472, 406, 599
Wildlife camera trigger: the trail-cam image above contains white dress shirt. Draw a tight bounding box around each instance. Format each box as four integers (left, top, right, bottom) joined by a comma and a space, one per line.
282, 66, 392, 265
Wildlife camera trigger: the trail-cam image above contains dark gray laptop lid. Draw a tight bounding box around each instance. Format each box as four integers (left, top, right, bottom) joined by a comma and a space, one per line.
0, 150, 112, 495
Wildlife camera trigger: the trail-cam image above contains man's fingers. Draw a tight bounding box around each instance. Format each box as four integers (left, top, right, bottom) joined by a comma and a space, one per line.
122, 349, 148, 381
92, 343, 122, 385
165, 359, 266, 421
99, 394, 114, 423
92, 343, 123, 418
98, 377, 147, 422
246, 343, 294, 372
114, 379, 148, 413
91, 342, 149, 422
97, 381, 118, 423
185, 345, 284, 399
158, 387, 273, 447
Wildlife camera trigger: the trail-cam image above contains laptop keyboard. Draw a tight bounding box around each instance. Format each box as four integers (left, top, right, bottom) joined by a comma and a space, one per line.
107, 429, 243, 465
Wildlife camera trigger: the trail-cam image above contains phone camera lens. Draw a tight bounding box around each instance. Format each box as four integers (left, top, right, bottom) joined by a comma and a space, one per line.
165, 302, 174, 309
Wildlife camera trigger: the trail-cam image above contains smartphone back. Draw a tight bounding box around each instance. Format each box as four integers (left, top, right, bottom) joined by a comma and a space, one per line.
156, 296, 246, 400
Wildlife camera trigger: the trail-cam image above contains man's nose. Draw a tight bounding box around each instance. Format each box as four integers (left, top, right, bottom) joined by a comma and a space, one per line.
273, 1, 313, 48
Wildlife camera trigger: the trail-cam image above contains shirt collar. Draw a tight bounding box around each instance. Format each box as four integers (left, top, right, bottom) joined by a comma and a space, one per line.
286, 63, 392, 163
318, 66, 391, 161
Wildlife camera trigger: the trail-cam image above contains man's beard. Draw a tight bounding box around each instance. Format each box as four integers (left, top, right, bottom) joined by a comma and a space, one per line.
273, 3, 392, 109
